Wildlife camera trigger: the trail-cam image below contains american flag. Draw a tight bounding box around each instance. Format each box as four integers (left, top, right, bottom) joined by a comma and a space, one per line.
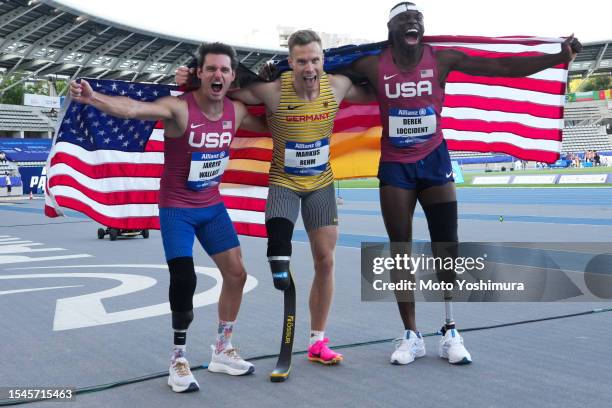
44, 79, 270, 236
46, 36, 570, 234
322, 35, 570, 163
430, 35, 568, 163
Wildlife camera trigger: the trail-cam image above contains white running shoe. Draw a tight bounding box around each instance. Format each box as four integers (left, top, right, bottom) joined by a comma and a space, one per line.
168, 357, 199, 393
390, 330, 426, 365
439, 328, 472, 365
208, 346, 255, 376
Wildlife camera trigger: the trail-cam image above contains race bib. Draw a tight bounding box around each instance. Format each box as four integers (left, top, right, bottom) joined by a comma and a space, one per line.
186, 151, 229, 191
388, 106, 436, 147
284, 138, 329, 176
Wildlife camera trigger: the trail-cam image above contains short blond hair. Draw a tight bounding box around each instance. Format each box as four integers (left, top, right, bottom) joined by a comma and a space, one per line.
288, 30, 322, 53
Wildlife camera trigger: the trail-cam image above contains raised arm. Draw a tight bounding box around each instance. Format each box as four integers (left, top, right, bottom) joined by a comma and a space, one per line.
438, 35, 582, 79
69, 79, 179, 121
233, 100, 269, 133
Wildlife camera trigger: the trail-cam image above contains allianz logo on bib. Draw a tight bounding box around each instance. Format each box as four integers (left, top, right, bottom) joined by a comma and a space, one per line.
385, 81, 432, 99
189, 131, 232, 148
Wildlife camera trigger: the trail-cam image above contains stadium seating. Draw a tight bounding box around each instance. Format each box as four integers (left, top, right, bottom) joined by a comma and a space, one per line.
563, 104, 601, 122
563, 100, 611, 126
561, 125, 611, 153
0, 104, 56, 134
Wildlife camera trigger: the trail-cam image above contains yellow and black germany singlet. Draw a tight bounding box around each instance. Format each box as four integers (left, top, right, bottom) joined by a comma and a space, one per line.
267, 71, 339, 192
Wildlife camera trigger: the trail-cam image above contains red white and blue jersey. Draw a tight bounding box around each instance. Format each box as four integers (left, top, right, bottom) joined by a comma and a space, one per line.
158, 92, 235, 208
377, 44, 445, 163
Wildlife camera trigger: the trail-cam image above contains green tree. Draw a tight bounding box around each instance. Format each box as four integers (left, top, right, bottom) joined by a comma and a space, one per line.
24, 79, 50, 96
0, 74, 26, 105
0, 73, 58, 104
53, 79, 68, 96
581, 75, 611, 92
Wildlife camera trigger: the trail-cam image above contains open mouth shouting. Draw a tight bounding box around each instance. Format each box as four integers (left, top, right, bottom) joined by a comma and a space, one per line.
303, 74, 318, 87
211, 80, 223, 95
302, 75, 317, 85
404, 28, 421, 45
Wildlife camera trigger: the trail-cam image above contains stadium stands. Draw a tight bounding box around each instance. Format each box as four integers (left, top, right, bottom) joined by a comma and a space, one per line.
561, 125, 612, 153
0, 104, 56, 138
0, 0, 286, 85
564, 100, 612, 126
0, 0, 610, 175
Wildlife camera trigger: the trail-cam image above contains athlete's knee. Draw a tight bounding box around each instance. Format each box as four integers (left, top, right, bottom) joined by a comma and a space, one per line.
168, 256, 197, 312
423, 201, 458, 242
266, 217, 294, 291
314, 252, 334, 276
223, 262, 247, 288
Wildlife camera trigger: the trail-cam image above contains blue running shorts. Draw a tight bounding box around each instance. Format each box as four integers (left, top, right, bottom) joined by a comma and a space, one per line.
159, 203, 240, 261
378, 140, 454, 191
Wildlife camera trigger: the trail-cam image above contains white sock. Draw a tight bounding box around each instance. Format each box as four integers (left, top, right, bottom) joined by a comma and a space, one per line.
309, 330, 325, 345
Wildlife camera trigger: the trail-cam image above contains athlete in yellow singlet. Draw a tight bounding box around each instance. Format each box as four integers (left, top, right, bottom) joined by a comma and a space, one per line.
177, 30, 373, 365
218, 30, 371, 364
267, 69, 338, 191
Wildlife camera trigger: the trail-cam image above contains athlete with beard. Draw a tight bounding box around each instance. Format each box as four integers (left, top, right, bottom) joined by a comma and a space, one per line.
71, 42, 268, 392
347, 2, 582, 366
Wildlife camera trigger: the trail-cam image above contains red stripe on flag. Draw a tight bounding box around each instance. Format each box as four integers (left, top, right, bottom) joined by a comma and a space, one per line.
222, 196, 267, 212
433, 48, 546, 58
44, 204, 59, 217
446, 139, 560, 162
221, 170, 268, 187
425, 35, 562, 46
48, 174, 159, 205
235, 130, 270, 138
244, 105, 267, 116
230, 148, 273, 161
333, 114, 382, 132
52, 195, 160, 229
221, 170, 269, 186
145, 140, 164, 152
430, 47, 567, 70
50, 153, 164, 178
447, 71, 566, 94
441, 117, 561, 141
233, 222, 267, 238
444, 94, 563, 119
